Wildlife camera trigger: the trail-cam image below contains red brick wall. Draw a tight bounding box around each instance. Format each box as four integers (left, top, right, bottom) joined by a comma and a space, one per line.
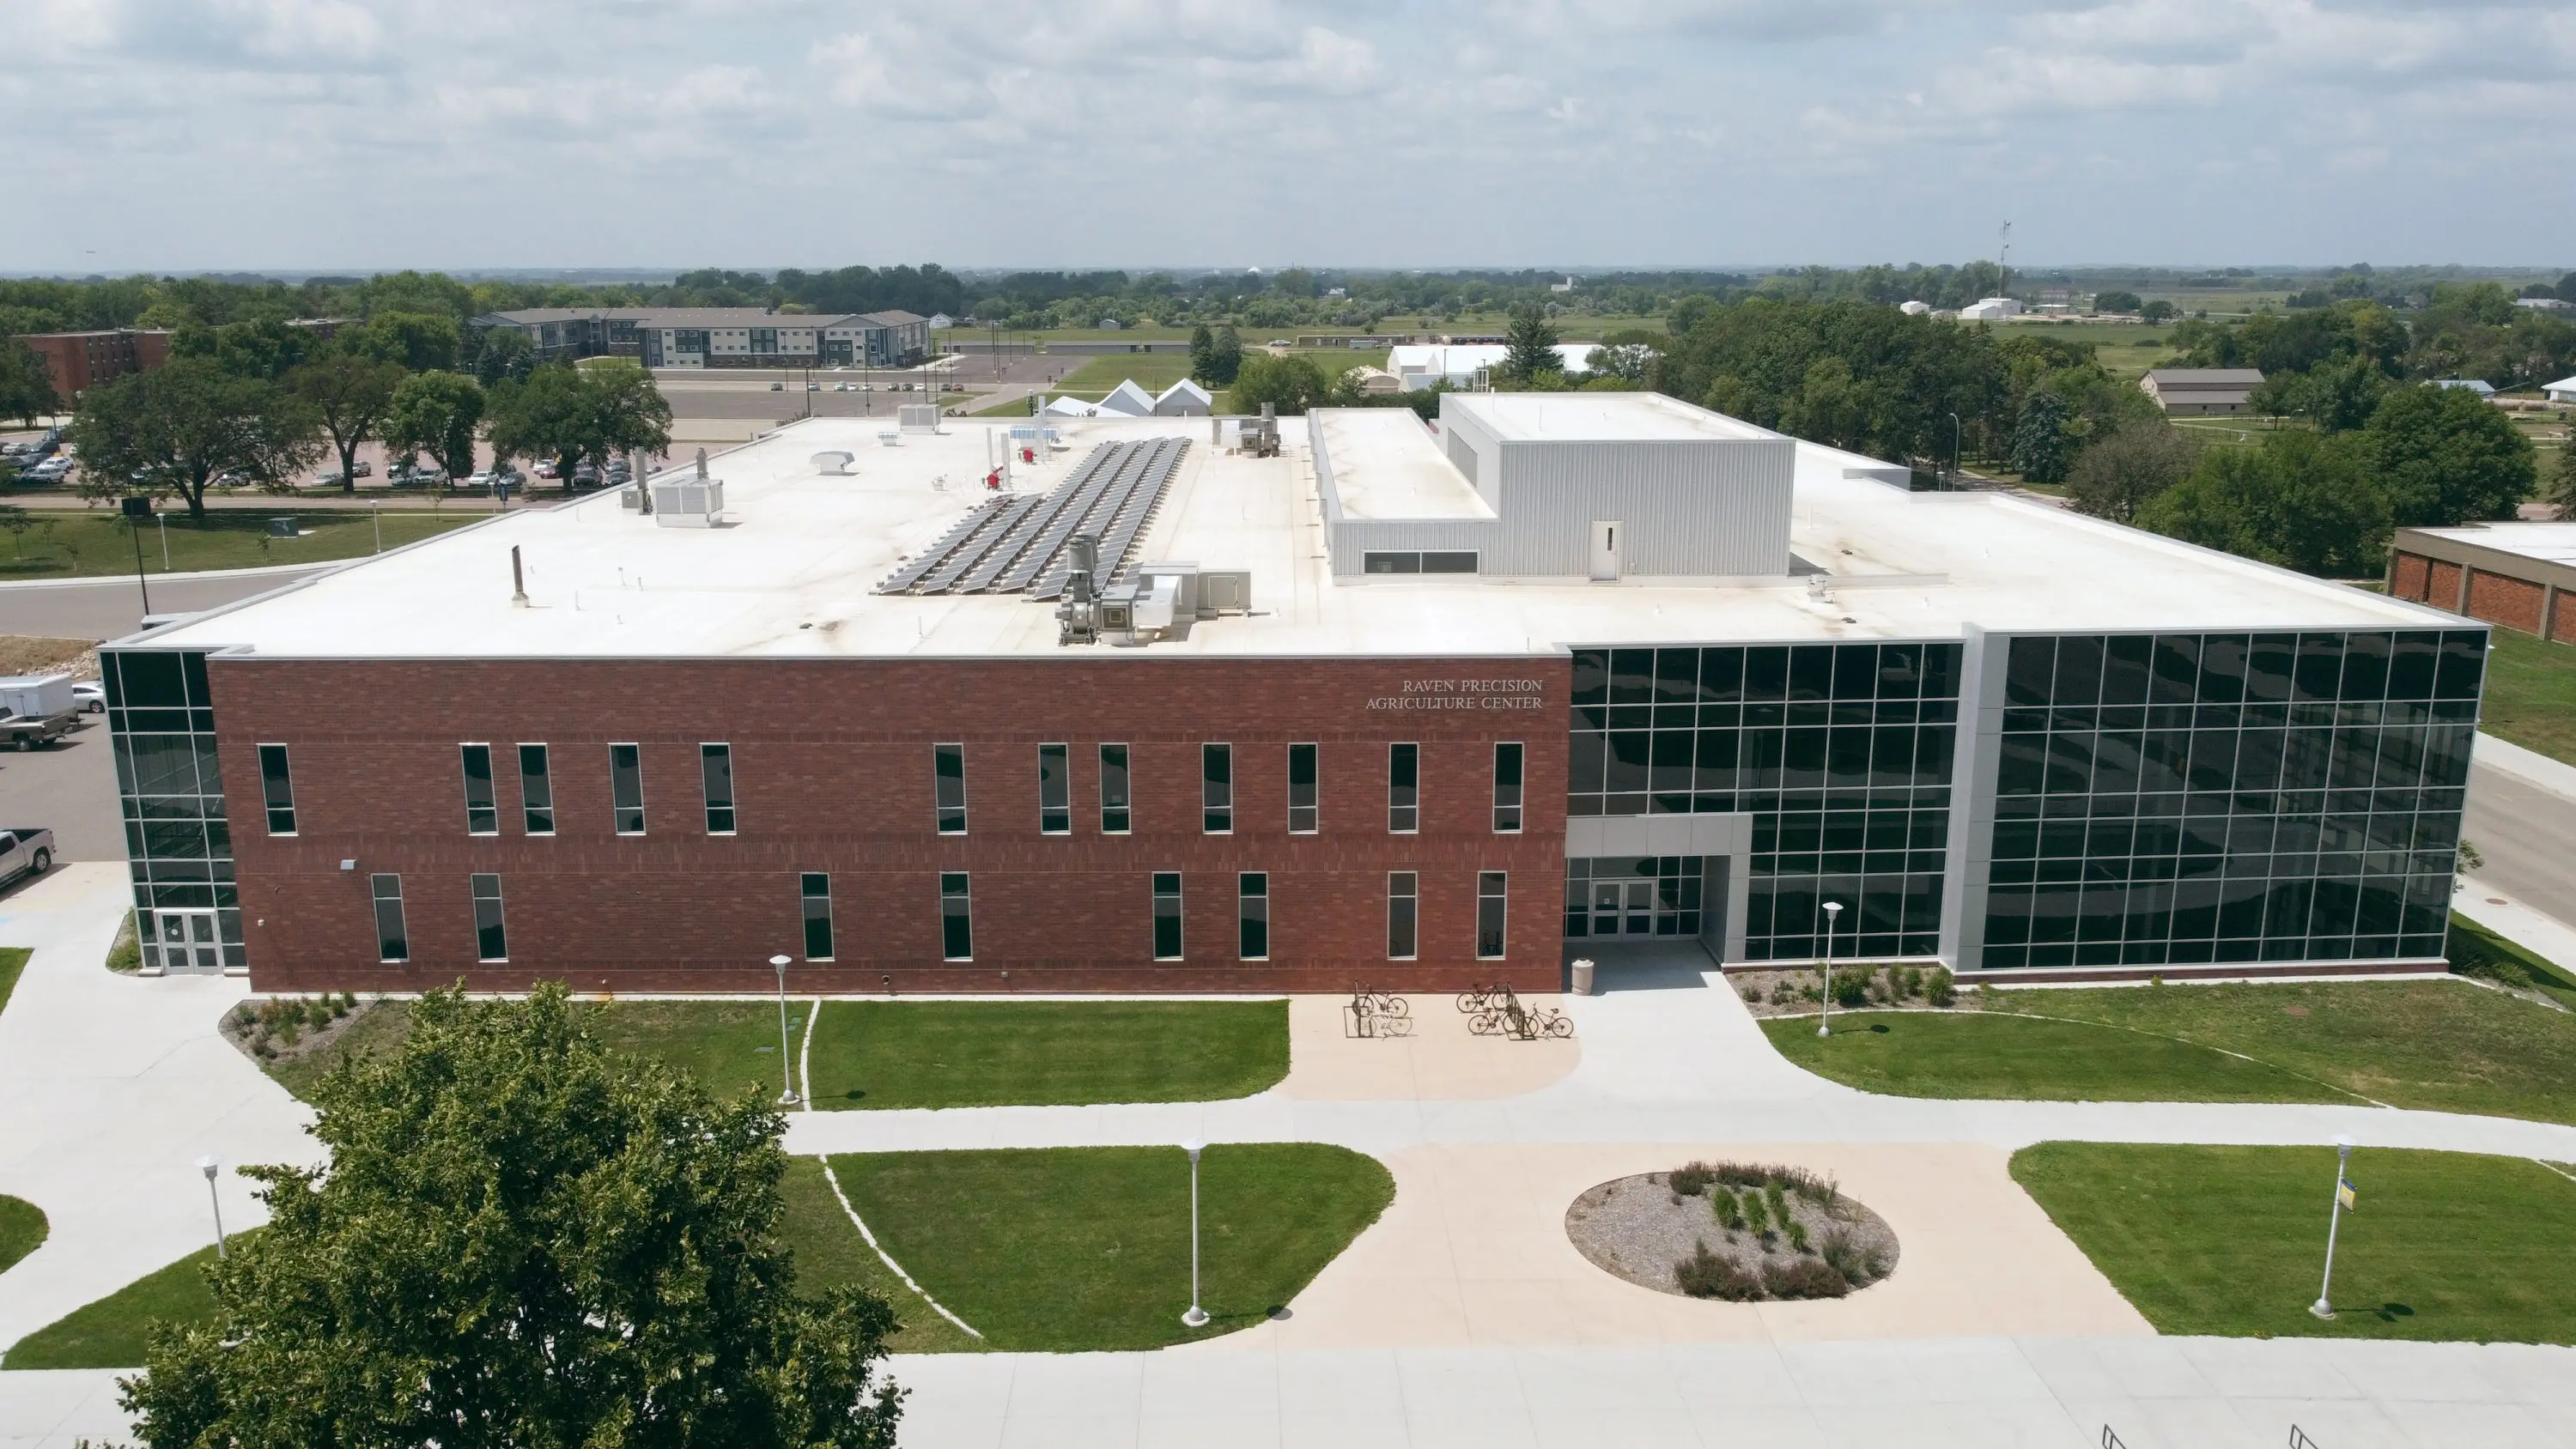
212, 656, 1570, 995
2427, 561, 2465, 611
2389, 552, 2431, 602
2465, 569, 2545, 635
2554, 590, 2576, 645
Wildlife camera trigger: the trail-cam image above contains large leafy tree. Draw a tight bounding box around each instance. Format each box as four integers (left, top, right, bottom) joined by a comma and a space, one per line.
352, 311, 463, 373
2363, 382, 2535, 527
172, 318, 317, 381
286, 352, 406, 492
486, 361, 673, 478
2137, 430, 2389, 578
384, 371, 489, 482
471, 325, 538, 386
68, 358, 322, 518
1498, 302, 1561, 383
0, 336, 59, 426
121, 985, 905, 1449
1225, 353, 1331, 415
2066, 421, 2197, 523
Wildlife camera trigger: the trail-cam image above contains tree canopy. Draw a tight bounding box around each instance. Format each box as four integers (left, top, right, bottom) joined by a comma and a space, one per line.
68, 358, 322, 518
2136, 431, 2389, 579
2361, 379, 2536, 527
285, 353, 405, 491
486, 361, 672, 474
121, 985, 904, 1449
385, 371, 489, 481
0, 336, 58, 426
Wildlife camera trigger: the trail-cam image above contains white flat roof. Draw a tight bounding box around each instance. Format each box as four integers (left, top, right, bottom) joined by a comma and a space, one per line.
140, 412, 2451, 663
1448, 391, 1772, 443
2412, 521, 2576, 567
1313, 409, 1492, 520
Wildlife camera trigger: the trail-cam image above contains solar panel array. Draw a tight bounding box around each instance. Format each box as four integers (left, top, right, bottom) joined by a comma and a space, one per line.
875, 437, 1190, 598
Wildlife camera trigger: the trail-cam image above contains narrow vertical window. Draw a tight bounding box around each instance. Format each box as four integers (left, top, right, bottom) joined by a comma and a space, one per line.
519, 744, 555, 834
1038, 743, 1071, 834
1152, 872, 1184, 960
1388, 871, 1419, 960
471, 873, 507, 961
1099, 744, 1132, 834
1288, 743, 1319, 834
1239, 873, 1269, 961
1202, 743, 1233, 834
934, 743, 968, 834
940, 872, 973, 960
609, 743, 646, 834
1477, 870, 1509, 960
801, 872, 834, 961
258, 743, 295, 835
700, 743, 736, 834
460, 744, 498, 834
371, 873, 408, 963
1388, 743, 1419, 834
1492, 743, 1524, 834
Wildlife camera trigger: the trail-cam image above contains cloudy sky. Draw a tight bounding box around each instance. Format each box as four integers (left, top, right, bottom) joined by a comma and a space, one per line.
5, 0, 2569, 273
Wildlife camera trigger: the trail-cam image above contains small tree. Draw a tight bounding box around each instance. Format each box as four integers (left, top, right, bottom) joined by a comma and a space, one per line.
471, 327, 538, 387
286, 352, 406, 493
2065, 421, 2197, 522
1498, 302, 1560, 384
121, 985, 905, 1449
1226, 354, 1331, 415
384, 371, 488, 482
0, 335, 63, 426
2008, 391, 2075, 484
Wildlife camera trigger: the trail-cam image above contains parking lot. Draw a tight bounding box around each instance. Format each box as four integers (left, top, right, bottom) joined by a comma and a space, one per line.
0, 711, 119, 867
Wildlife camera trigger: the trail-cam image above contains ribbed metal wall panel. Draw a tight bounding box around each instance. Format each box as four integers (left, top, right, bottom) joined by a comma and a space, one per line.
1496, 439, 1792, 577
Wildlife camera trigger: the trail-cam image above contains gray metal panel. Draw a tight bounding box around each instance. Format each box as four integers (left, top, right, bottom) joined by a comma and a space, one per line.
1328, 518, 1504, 576
1493, 438, 1793, 578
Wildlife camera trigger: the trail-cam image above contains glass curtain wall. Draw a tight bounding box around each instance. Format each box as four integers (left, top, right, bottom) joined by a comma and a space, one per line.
1979, 630, 2481, 968
100, 649, 243, 972
1567, 643, 1962, 960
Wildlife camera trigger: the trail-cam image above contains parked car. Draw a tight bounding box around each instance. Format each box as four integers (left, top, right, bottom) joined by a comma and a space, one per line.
769, 381, 784, 391
535, 459, 560, 479
464, 470, 497, 491
350, 459, 373, 477
0, 827, 54, 886
573, 462, 599, 487
1, 707, 76, 750
71, 682, 104, 713
23, 458, 71, 483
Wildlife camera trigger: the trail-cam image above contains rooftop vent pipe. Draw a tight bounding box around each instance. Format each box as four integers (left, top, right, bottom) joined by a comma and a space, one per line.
510, 545, 529, 608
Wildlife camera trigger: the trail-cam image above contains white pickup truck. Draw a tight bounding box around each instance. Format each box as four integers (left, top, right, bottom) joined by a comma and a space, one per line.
0, 828, 54, 887
0, 675, 78, 750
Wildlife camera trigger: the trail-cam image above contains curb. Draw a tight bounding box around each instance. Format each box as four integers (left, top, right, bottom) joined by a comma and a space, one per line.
2473, 732, 2576, 803
0, 561, 336, 591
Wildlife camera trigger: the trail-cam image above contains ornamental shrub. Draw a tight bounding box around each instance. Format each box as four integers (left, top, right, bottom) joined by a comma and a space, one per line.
1675, 1241, 1764, 1300
1762, 1255, 1851, 1300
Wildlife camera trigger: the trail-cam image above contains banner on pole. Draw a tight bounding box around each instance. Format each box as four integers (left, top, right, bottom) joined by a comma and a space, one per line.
2337, 1179, 2357, 1211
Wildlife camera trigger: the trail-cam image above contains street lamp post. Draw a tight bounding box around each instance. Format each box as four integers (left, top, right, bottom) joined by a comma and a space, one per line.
1817, 900, 1844, 1038
1947, 412, 1962, 487
769, 954, 800, 1106
2311, 1135, 2356, 1319
1180, 1138, 1209, 1328
196, 1155, 227, 1258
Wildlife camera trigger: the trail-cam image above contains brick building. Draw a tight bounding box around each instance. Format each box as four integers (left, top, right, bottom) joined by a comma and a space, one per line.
471, 306, 931, 369
103, 395, 2485, 991
21, 328, 172, 401
2386, 523, 2576, 644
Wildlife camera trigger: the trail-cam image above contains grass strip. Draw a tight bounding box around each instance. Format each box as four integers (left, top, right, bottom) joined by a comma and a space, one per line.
0, 510, 480, 580
2013, 1143, 2576, 1343
804, 999, 1288, 1109
830, 1143, 1393, 1351
778, 1157, 981, 1354
0, 1194, 46, 1276
3, 1243, 222, 1370
2479, 629, 2576, 767
0, 947, 26, 1017
1765, 978, 2576, 1125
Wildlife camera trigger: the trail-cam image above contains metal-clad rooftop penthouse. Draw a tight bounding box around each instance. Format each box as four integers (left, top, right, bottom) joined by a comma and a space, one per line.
1313, 394, 1814, 581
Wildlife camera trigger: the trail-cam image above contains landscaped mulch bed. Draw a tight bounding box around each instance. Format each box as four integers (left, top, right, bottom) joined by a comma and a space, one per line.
1565, 1162, 1899, 1300
1728, 962, 1960, 1019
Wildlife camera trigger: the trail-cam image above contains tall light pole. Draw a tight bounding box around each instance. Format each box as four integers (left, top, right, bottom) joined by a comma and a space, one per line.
196, 1155, 227, 1258
1817, 900, 1844, 1038
770, 954, 800, 1106
2311, 1135, 2356, 1319
1180, 1138, 1209, 1328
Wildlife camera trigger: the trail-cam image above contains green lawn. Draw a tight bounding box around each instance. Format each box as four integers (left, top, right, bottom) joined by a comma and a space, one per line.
805, 999, 1289, 1109
2447, 912, 2576, 1010
0, 1194, 46, 1276
1049, 354, 1197, 396
829, 1143, 1392, 1350
0, 509, 482, 579
261, 997, 1288, 1113
3, 1243, 222, 1369
2014, 1143, 2576, 1343
777, 1157, 981, 1354
0, 947, 26, 1017
2479, 628, 2576, 767
1763, 976, 2576, 1125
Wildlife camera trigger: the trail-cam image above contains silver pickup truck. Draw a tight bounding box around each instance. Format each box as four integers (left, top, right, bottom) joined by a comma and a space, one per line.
2, 712, 76, 750
0, 828, 55, 886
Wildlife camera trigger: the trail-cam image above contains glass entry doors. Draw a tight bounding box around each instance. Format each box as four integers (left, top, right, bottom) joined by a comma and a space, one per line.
155, 909, 224, 972
1566, 857, 1704, 939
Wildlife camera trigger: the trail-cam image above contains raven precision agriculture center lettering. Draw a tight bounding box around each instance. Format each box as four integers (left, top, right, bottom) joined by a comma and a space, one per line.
1368, 678, 1547, 711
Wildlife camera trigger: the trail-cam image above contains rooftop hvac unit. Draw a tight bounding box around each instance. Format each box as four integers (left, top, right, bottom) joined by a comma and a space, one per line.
651, 476, 725, 527
811, 451, 856, 476
897, 403, 939, 433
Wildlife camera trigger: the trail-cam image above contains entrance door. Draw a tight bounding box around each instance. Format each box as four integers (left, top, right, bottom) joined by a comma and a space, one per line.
156, 910, 222, 973
1589, 520, 1622, 581
1622, 880, 1656, 935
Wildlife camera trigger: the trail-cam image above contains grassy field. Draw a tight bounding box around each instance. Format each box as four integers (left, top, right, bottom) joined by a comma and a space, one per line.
778, 1156, 981, 1353
0, 508, 482, 579
1049, 353, 1197, 397
2478, 627, 2576, 767
2, 1243, 221, 1369
1763, 975, 2576, 1125
0, 1194, 45, 1276
805, 999, 1289, 1109
1986, 320, 2179, 382
0, 947, 25, 1018
262, 997, 1290, 1112
2014, 1143, 2576, 1343
830, 1143, 1393, 1350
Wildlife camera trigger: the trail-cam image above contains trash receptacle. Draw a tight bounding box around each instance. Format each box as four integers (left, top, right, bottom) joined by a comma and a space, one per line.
1571, 958, 1596, 996
266, 517, 298, 538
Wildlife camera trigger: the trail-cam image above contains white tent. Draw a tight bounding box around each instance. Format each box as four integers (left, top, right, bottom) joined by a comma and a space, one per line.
1959, 297, 2023, 320
1154, 379, 1212, 416
1096, 379, 1157, 417
1383, 343, 1603, 391
2546, 376, 2576, 404
1042, 395, 1106, 416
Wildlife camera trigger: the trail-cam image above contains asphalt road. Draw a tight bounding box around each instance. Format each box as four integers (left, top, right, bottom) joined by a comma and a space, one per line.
0, 711, 119, 862
2462, 761, 2576, 923
0, 567, 327, 640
